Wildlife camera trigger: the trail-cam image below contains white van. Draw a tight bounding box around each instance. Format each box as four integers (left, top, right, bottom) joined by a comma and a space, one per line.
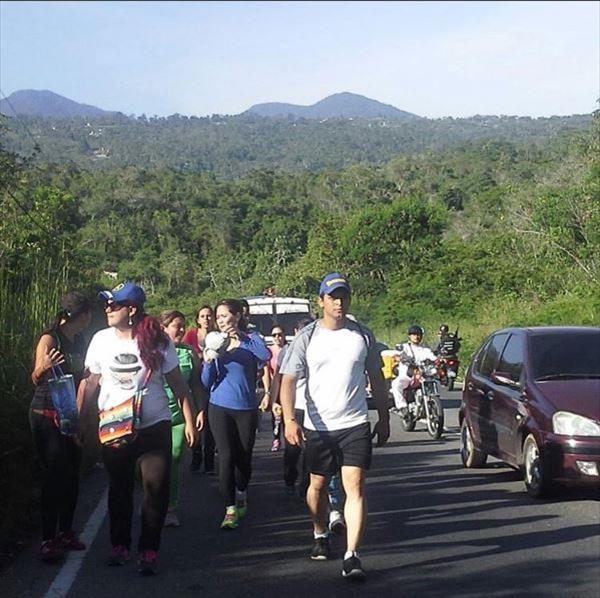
244, 296, 312, 344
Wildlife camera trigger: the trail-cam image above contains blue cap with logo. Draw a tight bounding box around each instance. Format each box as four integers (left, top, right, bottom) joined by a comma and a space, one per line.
98, 282, 146, 306
319, 272, 351, 296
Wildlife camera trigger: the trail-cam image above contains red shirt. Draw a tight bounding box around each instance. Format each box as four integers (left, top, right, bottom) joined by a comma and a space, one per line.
183, 328, 203, 356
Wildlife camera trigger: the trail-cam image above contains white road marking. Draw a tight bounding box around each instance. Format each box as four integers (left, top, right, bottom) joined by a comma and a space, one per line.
43, 489, 108, 598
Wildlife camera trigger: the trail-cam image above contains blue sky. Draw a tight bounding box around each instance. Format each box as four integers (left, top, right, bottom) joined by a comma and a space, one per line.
0, 1, 598, 118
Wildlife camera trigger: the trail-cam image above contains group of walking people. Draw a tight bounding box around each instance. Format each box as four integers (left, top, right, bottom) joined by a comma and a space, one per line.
30, 272, 390, 581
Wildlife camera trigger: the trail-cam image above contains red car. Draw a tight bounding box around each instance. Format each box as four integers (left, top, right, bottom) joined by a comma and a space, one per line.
459, 326, 600, 498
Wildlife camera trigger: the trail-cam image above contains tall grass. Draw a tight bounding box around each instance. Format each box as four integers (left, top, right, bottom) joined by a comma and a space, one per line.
373, 291, 600, 381
0, 257, 70, 557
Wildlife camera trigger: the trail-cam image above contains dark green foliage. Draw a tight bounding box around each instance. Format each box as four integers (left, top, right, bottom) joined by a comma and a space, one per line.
2, 112, 592, 178
1, 111, 598, 556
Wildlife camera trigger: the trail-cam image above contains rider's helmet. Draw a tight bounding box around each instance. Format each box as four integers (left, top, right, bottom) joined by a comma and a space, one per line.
439, 324, 449, 335
408, 325, 424, 337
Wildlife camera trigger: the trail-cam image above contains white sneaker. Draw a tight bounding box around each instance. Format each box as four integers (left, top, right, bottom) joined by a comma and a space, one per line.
328, 510, 346, 535
164, 510, 180, 527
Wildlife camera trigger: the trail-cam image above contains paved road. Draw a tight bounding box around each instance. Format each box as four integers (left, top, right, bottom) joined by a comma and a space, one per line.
3, 392, 599, 597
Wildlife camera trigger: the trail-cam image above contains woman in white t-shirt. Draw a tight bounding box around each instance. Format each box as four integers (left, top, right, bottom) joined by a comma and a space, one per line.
78, 282, 200, 576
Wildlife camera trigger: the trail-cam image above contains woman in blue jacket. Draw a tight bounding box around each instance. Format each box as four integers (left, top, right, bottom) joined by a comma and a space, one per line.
201, 298, 270, 529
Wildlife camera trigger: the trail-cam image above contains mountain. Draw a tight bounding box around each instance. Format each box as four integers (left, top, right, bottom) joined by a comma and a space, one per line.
0, 89, 115, 118
245, 92, 420, 120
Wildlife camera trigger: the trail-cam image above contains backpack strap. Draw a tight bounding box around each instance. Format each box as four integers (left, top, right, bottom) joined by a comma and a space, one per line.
354, 321, 371, 351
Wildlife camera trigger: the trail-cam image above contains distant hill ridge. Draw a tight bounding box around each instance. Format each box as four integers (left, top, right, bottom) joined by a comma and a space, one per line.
0, 89, 419, 120
246, 92, 420, 120
0, 89, 116, 118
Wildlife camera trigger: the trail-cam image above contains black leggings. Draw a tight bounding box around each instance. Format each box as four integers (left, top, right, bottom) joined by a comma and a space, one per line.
102, 420, 171, 552
208, 404, 258, 506
192, 415, 216, 471
283, 409, 307, 487
30, 411, 82, 541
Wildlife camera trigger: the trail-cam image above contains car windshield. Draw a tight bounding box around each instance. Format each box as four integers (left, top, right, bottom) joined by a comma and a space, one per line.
530, 331, 600, 381
248, 313, 309, 337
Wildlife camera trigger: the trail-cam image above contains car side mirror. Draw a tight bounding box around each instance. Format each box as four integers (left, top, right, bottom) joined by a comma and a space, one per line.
491, 370, 520, 388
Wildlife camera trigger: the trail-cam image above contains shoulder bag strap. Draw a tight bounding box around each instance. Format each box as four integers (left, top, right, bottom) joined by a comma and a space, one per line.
133, 368, 153, 424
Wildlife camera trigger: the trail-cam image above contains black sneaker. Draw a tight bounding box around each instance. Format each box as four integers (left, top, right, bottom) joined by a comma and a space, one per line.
310, 536, 330, 561
342, 555, 366, 580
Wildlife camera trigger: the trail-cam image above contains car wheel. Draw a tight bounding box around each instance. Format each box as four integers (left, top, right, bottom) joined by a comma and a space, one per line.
460, 419, 487, 468
523, 434, 556, 499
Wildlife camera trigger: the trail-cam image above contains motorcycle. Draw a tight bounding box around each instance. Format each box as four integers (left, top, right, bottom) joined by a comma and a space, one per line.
398, 358, 445, 440
436, 354, 460, 391
434, 330, 462, 391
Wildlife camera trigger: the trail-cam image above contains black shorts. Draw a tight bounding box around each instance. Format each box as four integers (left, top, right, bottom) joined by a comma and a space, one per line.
304, 422, 372, 476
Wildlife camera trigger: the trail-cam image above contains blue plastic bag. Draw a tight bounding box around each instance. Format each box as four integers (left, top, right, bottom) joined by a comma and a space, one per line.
48, 365, 79, 436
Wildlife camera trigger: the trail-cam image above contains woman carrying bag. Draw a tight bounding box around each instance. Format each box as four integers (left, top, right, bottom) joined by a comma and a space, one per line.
78, 282, 200, 576
30, 291, 92, 562
201, 299, 270, 530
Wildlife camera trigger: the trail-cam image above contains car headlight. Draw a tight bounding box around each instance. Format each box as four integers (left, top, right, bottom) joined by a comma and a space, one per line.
552, 411, 600, 437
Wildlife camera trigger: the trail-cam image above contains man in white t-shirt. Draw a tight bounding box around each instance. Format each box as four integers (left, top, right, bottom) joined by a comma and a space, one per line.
279, 272, 390, 581
390, 325, 438, 414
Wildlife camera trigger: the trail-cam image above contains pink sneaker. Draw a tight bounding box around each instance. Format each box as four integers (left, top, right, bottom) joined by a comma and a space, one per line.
40, 538, 65, 562
138, 549, 158, 576
271, 439, 281, 452
58, 530, 86, 550
108, 545, 131, 566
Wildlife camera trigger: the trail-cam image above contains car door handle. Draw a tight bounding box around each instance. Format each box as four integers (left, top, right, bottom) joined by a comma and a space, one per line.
468, 382, 486, 397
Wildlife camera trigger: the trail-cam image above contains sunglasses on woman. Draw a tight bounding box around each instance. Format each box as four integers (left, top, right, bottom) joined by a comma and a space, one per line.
272, 332, 283, 337
105, 302, 128, 312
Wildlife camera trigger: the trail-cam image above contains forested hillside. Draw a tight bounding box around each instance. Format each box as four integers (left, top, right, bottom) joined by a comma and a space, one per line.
1, 111, 598, 549
2, 111, 598, 329
2, 112, 592, 177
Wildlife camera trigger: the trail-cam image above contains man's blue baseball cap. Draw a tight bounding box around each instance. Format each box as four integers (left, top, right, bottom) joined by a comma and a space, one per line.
319, 272, 351, 296
98, 282, 146, 306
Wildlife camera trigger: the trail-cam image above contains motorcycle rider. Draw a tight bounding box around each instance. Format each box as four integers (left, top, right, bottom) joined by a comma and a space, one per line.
390, 325, 437, 416
435, 324, 450, 353
434, 324, 461, 357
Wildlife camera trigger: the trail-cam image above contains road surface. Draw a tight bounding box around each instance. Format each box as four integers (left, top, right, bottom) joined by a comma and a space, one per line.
2, 391, 599, 597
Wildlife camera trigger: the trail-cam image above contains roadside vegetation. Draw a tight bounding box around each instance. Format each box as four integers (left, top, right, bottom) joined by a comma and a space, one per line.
0, 110, 598, 560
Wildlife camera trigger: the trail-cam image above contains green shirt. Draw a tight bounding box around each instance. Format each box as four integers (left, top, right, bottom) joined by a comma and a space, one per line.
164, 344, 195, 426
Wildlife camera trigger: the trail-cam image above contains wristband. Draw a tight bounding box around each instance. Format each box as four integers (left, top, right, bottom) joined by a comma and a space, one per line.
284, 418, 296, 423
264, 390, 271, 396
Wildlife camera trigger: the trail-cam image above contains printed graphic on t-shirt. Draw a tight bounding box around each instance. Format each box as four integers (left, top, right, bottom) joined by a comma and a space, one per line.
109, 353, 143, 391
85, 327, 179, 428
